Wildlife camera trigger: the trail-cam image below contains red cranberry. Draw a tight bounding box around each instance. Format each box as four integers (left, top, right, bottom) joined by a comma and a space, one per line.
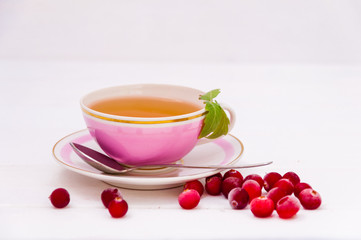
101, 188, 122, 208
228, 187, 249, 209
244, 174, 264, 188
294, 182, 312, 198
221, 177, 243, 198
184, 180, 204, 196
223, 169, 244, 183
276, 195, 301, 219
273, 178, 294, 195
108, 197, 128, 218
250, 196, 274, 218
49, 188, 70, 208
178, 189, 200, 209
263, 172, 282, 191
206, 172, 222, 181
283, 172, 301, 186
242, 179, 261, 202
298, 189, 322, 210
205, 175, 222, 195
266, 187, 287, 206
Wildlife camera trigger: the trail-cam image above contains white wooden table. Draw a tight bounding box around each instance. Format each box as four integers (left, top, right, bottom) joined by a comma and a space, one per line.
1, 61, 360, 239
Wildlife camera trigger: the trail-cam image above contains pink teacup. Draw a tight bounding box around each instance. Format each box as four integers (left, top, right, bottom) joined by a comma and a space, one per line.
80, 84, 235, 166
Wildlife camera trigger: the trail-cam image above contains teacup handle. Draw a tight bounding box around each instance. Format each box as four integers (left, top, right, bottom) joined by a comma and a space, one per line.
197, 103, 236, 145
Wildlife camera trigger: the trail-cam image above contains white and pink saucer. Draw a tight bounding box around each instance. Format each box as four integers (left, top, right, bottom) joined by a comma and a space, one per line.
52, 129, 244, 190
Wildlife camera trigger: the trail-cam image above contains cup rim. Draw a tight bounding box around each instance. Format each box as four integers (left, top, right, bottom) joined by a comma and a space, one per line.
80, 84, 207, 124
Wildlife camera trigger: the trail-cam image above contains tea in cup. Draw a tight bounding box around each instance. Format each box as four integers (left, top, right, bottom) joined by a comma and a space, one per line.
80, 84, 235, 166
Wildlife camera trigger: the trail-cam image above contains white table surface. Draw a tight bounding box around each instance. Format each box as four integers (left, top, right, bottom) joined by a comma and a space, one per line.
1, 60, 361, 239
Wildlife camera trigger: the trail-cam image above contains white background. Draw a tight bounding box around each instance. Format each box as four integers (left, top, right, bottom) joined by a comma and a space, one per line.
1, 0, 361, 64
1, 1, 361, 239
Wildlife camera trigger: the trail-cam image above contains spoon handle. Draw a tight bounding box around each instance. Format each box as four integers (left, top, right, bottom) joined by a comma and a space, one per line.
128, 161, 273, 170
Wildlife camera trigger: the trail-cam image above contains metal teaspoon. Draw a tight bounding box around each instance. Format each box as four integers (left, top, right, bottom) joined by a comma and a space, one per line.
69, 142, 272, 174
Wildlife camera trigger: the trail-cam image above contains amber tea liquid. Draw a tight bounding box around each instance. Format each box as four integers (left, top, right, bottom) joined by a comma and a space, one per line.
89, 96, 201, 118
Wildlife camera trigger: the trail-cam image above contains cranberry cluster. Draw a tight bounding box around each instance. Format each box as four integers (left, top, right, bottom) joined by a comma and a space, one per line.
49, 170, 321, 219
101, 188, 128, 218
179, 170, 322, 219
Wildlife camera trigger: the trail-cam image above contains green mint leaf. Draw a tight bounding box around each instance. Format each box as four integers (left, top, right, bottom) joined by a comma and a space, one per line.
198, 102, 221, 139
206, 105, 230, 139
198, 89, 231, 139
199, 89, 220, 102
